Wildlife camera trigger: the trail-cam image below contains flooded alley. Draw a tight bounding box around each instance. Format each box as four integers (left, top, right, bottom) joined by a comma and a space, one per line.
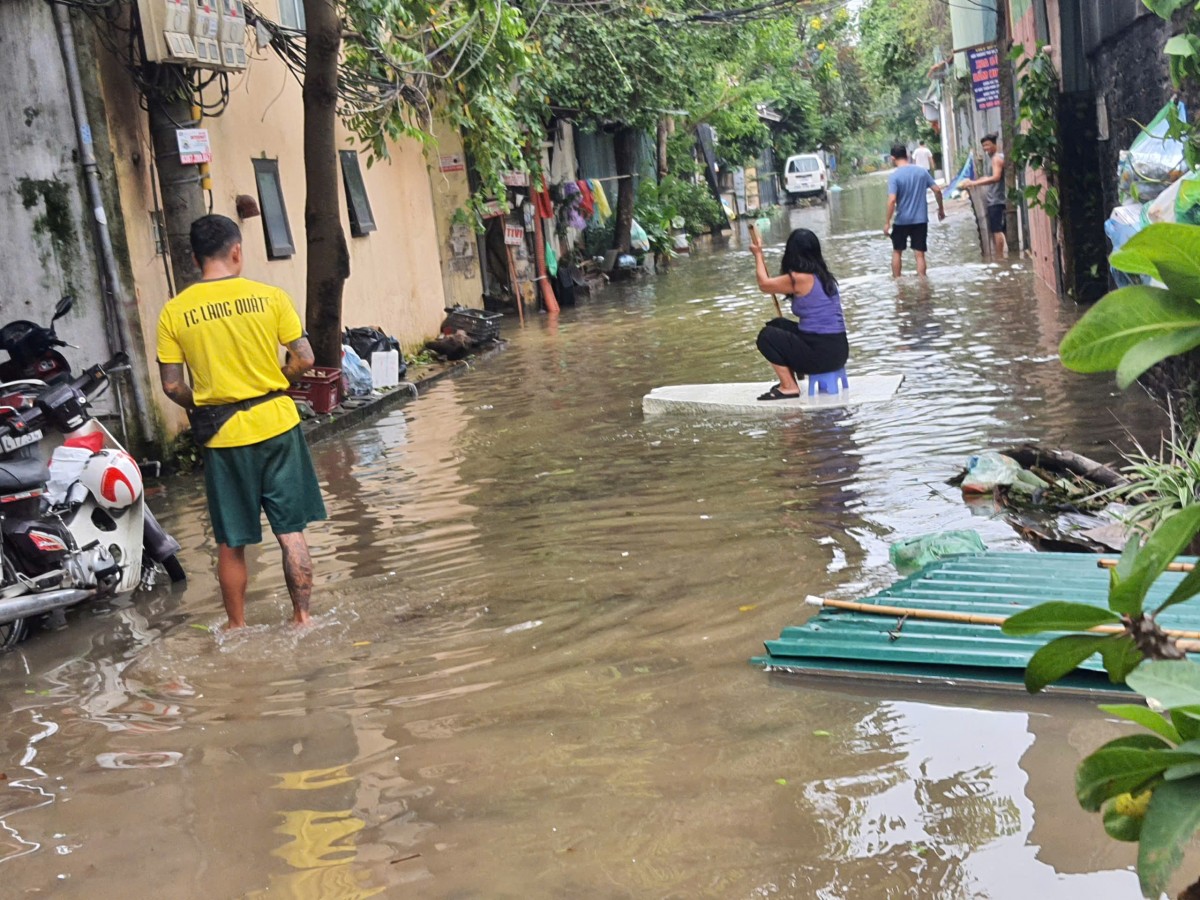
1, 178, 1187, 898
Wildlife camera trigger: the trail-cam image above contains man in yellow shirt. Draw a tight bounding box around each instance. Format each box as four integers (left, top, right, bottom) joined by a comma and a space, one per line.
157, 215, 326, 629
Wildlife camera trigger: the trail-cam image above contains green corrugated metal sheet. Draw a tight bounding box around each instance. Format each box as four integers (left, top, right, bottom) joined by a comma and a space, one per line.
752, 552, 1200, 695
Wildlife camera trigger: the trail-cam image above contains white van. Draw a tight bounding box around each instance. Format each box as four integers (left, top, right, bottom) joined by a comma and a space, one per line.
784, 153, 827, 201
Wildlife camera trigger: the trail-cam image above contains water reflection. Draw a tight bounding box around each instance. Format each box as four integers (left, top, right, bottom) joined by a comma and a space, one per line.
0, 177, 1185, 897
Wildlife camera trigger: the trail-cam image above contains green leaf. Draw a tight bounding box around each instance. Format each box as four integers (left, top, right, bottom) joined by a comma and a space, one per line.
1109, 505, 1200, 615
1113, 223, 1200, 298
1001, 601, 1122, 635
1164, 760, 1200, 780
1058, 285, 1200, 375
1099, 703, 1182, 743
1171, 706, 1200, 741
1102, 799, 1145, 842
1076, 741, 1177, 810
1099, 635, 1145, 683
1025, 633, 1114, 692
1137, 776, 1200, 897
1116, 326, 1200, 387
1164, 33, 1199, 57
1128, 660, 1200, 709
1142, 0, 1193, 19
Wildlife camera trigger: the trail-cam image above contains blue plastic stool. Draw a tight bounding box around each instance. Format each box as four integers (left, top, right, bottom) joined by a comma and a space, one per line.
807, 368, 849, 396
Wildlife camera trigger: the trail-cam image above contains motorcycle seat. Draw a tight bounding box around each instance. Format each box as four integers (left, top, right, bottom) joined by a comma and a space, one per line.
0, 457, 49, 494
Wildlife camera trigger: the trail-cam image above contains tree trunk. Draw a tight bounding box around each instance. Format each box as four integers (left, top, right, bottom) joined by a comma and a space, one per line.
303, 0, 351, 369
995, 0, 1021, 255
656, 119, 669, 179
613, 126, 638, 253
147, 66, 206, 292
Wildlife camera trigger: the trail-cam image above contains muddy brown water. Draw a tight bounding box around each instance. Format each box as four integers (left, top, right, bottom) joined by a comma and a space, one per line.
1, 177, 1193, 898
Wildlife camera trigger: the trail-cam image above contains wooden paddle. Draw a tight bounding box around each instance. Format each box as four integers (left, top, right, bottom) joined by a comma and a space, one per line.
805, 595, 1200, 651
748, 223, 783, 318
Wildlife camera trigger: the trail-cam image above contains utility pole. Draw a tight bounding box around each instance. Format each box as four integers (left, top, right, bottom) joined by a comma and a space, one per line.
146, 65, 206, 291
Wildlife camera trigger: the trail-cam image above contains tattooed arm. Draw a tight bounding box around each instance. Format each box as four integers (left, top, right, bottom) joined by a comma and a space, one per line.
158, 362, 194, 409
282, 337, 315, 384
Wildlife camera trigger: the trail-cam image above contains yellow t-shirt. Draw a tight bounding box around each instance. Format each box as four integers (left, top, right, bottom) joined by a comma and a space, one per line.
157, 277, 303, 448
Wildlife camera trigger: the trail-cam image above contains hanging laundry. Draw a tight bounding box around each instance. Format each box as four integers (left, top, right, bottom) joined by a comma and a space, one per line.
575, 180, 595, 217
561, 182, 588, 230
533, 177, 554, 219
589, 179, 612, 219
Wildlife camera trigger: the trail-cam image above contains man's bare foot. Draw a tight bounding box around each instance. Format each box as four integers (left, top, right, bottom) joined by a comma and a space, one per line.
291, 611, 313, 628
221, 619, 246, 631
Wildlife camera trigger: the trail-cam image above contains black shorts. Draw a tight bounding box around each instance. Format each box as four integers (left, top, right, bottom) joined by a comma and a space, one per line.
756, 319, 849, 375
891, 223, 928, 252
987, 204, 1006, 234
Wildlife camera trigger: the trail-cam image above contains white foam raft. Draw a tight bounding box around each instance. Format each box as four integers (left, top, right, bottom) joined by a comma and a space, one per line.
642, 375, 904, 415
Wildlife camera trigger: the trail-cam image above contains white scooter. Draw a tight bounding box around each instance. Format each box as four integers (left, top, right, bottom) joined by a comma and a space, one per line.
0, 353, 183, 648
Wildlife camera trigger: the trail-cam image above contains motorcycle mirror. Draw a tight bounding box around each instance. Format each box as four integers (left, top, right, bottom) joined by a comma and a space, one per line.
52, 295, 74, 321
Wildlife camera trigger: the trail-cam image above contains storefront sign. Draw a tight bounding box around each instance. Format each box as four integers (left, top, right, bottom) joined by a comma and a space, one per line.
176, 128, 211, 164
968, 47, 1001, 111
501, 171, 529, 187
480, 200, 504, 218
504, 225, 525, 245
438, 154, 465, 173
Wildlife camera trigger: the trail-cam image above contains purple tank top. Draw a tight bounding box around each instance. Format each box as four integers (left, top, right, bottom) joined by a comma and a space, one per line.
790, 275, 845, 334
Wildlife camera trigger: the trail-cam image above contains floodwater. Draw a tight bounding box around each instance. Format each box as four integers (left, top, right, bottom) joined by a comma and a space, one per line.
1, 176, 1193, 899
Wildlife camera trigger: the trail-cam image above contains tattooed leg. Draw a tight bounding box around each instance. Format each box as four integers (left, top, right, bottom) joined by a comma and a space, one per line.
276, 532, 314, 626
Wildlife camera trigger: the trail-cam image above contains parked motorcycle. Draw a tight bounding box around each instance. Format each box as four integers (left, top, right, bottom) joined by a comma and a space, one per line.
0, 299, 185, 648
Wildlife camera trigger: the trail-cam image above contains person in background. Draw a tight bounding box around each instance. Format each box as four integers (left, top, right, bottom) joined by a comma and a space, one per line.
912, 139, 935, 175
962, 133, 1008, 257
748, 228, 849, 400
157, 214, 327, 630
884, 144, 946, 277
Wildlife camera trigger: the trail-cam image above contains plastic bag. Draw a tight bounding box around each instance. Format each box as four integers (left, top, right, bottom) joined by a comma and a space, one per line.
1143, 176, 1184, 225
960, 451, 1023, 493
630, 219, 650, 252
341, 344, 373, 396
889, 530, 987, 574
1117, 101, 1187, 204
344, 325, 400, 361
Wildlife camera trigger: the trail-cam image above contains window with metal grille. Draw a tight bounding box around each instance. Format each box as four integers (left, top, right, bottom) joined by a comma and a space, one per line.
251, 158, 295, 260
339, 150, 377, 237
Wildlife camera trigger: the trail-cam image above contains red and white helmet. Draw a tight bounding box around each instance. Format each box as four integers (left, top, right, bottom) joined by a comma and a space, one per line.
79, 450, 143, 509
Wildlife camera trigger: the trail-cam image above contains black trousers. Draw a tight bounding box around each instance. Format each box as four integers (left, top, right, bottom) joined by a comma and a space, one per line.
756, 319, 849, 375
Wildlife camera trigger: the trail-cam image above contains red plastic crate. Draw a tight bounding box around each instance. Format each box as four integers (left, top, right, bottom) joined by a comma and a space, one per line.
286, 366, 343, 414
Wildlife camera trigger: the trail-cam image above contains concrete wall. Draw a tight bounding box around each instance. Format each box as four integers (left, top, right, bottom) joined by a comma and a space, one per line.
0, 0, 121, 375
88, 0, 455, 436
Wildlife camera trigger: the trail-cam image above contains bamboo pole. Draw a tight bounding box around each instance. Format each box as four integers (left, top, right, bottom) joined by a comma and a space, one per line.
505, 245, 525, 326
747, 223, 783, 318
1098, 558, 1195, 573
805, 595, 1200, 650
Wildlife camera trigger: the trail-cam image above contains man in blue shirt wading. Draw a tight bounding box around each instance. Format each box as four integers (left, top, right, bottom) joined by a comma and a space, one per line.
884, 143, 946, 277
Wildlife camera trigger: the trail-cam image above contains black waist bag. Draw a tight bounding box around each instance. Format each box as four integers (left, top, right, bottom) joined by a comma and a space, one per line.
188, 391, 289, 446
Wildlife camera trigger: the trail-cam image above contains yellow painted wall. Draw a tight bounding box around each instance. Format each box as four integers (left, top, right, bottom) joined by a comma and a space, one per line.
428, 123, 482, 309
92, 12, 455, 437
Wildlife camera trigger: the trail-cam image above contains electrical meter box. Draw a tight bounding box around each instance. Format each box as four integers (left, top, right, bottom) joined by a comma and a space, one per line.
191, 0, 220, 66
136, 0, 198, 62
218, 0, 245, 44
216, 0, 247, 70
137, 0, 247, 68
220, 41, 247, 69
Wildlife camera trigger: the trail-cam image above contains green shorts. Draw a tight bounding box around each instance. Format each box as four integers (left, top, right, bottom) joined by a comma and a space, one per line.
204, 425, 327, 547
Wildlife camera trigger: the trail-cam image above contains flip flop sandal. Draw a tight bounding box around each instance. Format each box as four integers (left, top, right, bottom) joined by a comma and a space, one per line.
757, 386, 800, 401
